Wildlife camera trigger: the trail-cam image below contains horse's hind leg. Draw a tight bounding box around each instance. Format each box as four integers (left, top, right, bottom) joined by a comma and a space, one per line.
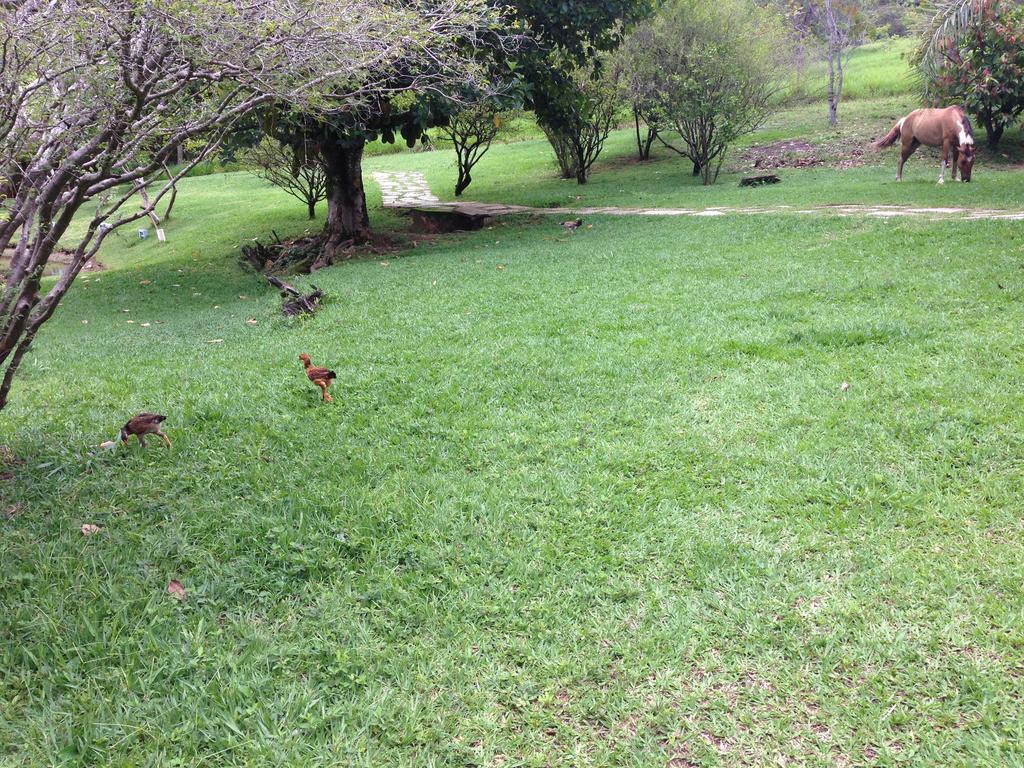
897, 138, 919, 182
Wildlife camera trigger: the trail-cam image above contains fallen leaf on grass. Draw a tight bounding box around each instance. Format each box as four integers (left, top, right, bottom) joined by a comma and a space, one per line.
167, 580, 187, 600
840, 381, 850, 392
496, 264, 505, 271
4, 503, 23, 519
207, 339, 224, 344
81, 320, 89, 324
99, 440, 117, 450
238, 294, 249, 300
126, 320, 135, 324
81, 523, 102, 536
245, 318, 258, 326
140, 280, 153, 286
140, 323, 151, 328
0, 447, 21, 465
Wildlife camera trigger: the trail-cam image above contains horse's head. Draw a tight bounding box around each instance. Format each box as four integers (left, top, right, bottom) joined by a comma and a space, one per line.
958, 144, 975, 182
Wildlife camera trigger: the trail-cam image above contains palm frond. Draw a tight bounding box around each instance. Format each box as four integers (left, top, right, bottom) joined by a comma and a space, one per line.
915, 0, 985, 82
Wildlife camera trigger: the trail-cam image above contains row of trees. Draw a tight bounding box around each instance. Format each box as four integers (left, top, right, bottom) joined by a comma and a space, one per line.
245, 0, 789, 204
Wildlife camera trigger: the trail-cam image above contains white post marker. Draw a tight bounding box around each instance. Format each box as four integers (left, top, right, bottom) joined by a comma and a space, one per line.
156, 229, 166, 242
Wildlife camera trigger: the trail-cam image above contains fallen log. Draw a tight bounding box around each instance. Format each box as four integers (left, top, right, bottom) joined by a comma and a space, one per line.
265, 275, 324, 316
740, 174, 781, 187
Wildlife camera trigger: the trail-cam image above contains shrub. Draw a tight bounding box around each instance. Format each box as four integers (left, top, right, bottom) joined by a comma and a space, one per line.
539, 64, 622, 184
931, 0, 1024, 148
620, 0, 789, 184
241, 138, 327, 220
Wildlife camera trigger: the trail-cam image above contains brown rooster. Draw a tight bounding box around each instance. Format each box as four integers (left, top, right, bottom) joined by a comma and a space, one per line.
299, 353, 337, 402
120, 413, 172, 447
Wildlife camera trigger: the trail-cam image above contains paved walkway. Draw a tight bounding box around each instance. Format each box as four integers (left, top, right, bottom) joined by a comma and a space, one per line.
371, 170, 1024, 222
372, 171, 440, 207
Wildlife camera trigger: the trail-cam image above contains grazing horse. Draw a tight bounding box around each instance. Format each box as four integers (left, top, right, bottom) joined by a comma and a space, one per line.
874, 106, 975, 183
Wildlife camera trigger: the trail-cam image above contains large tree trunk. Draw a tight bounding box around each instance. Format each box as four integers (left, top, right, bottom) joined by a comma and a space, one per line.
983, 114, 1003, 148
321, 139, 369, 257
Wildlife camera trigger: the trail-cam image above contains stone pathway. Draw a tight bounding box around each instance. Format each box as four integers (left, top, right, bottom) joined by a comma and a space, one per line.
372, 171, 440, 208
371, 171, 1024, 222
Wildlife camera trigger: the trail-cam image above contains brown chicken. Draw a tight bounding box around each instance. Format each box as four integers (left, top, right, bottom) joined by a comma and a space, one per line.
299, 353, 337, 402
120, 413, 172, 447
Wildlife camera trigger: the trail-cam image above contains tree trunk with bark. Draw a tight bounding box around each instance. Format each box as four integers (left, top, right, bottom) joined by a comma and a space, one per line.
824, 0, 848, 128
634, 107, 656, 161
981, 112, 1004, 148
320, 139, 369, 257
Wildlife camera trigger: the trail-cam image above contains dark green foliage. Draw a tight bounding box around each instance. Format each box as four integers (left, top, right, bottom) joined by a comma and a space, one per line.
509, 0, 656, 60
508, 0, 655, 173
930, 0, 1024, 148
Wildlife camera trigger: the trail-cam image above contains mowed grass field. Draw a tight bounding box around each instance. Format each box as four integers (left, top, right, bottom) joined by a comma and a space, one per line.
3, 40, 1024, 767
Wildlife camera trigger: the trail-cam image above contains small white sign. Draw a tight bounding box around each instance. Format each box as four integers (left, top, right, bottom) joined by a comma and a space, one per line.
156, 228, 166, 242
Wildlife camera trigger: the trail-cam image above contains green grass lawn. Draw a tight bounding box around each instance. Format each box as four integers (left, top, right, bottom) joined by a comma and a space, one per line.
3, 39, 1024, 767
795, 38, 920, 101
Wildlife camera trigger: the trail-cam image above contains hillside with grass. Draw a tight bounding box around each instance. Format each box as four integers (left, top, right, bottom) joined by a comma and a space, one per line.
3, 39, 1024, 767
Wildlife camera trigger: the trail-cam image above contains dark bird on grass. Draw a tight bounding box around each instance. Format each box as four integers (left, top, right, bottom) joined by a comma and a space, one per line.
120, 413, 171, 447
561, 218, 583, 231
299, 353, 337, 402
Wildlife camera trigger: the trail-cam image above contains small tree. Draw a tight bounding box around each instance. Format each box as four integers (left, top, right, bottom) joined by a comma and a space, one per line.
625, 0, 788, 185
613, 25, 663, 161
824, 0, 862, 127
931, 0, 1024, 148
440, 103, 510, 196
243, 139, 327, 219
539, 64, 621, 184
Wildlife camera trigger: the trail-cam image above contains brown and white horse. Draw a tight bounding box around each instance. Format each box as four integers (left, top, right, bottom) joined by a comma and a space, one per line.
874, 106, 975, 183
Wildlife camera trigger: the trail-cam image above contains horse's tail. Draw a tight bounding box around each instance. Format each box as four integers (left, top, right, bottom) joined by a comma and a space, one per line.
874, 122, 902, 148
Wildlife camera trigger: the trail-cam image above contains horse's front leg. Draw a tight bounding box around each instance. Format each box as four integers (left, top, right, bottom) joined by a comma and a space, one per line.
938, 139, 951, 184
951, 147, 959, 181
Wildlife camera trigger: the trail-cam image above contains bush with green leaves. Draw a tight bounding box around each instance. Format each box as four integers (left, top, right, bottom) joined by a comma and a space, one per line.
539, 63, 622, 184
440, 98, 520, 196
931, 0, 1024, 149
619, 0, 789, 184
241, 138, 327, 219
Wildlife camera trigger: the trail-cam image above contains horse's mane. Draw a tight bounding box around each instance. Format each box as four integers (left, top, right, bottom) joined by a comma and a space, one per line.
961, 112, 974, 140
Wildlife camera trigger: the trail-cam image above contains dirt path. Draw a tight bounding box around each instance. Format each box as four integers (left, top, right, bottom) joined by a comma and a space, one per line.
373, 170, 1024, 222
